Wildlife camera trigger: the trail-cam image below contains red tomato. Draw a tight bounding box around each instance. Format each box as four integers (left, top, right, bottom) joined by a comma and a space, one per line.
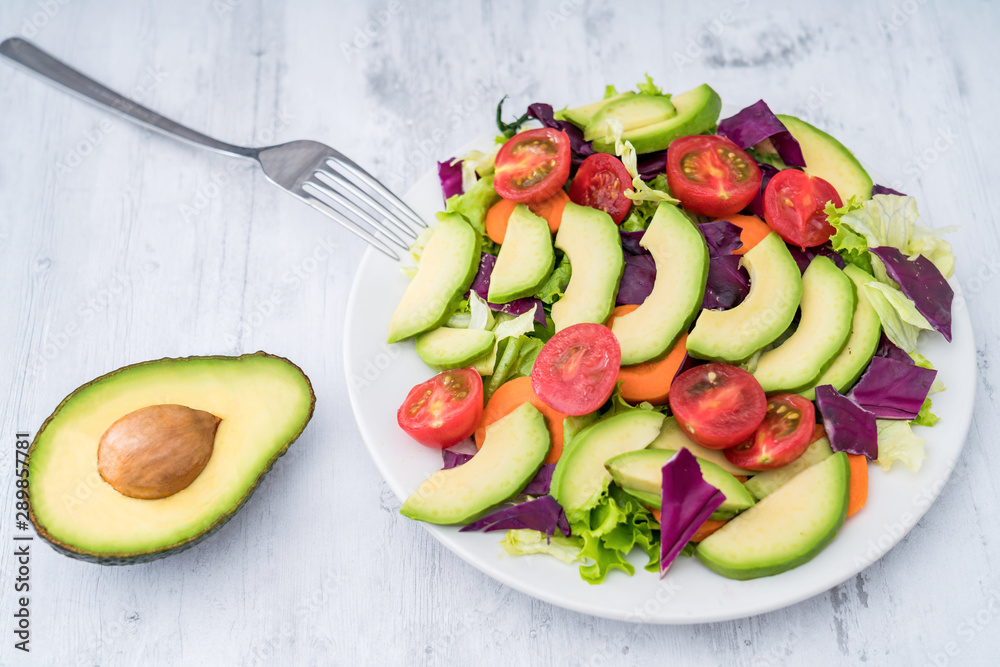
397, 368, 484, 448
668, 363, 767, 449
494, 128, 571, 204
531, 323, 621, 416
665, 135, 762, 217
724, 393, 816, 470
762, 169, 843, 248
568, 153, 633, 224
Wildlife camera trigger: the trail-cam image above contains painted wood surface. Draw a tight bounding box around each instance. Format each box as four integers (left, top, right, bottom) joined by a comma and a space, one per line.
1, 0, 998, 664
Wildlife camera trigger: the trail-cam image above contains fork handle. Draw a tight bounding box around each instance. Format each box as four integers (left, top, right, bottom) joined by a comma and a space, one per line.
0, 38, 258, 159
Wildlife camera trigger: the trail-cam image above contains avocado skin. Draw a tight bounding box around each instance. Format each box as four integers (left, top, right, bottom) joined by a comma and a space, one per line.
27, 352, 316, 565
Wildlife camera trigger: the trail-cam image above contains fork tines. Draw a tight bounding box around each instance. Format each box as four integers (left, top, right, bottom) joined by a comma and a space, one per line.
301, 151, 426, 261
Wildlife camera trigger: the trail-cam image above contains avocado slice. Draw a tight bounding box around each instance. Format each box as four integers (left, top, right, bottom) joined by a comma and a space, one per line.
647, 416, 752, 477
28, 353, 315, 564
583, 94, 677, 142
743, 436, 835, 501
752, 256, 856, 393
777, 114, 874, 201
590, 84, 722, 155
388, 213, 480, 343
415, 327, 496, 371
550, 202, 624, 332
550, 409, 664, 521
606, 449, 755, 516
687, 232, 802, 363
400, 403, 550, 524
696, 452, 850, 580
610, 203, 708, 365
797, 264, 882, 400
562, 92, 636, 128
488, 205, 555, 303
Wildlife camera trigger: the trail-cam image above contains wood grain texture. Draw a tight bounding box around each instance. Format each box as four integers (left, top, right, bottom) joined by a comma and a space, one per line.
1, 0, 998, 664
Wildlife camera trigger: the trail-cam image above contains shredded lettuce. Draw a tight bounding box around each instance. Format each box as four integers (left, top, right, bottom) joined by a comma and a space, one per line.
912, 398, 940, 427
620, 175, 672, 232
485, 334, 543, 400
473, 308, 539, 379
825, 197, 872, 272
875, 419, 926, 472
458, 146, 498, 193
468, 292, 495, 331
601, 119, 679, 206
441, 174, 501, 236
603, 85, 619, 99
501, 529, 583, 563
863, 281, 934, 352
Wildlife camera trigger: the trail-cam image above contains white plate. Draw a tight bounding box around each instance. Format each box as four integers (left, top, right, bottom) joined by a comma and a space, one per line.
343, 136, 976, 624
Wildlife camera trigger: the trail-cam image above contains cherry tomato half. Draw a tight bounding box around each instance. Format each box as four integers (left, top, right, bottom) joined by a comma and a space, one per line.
568, 153, 633, 224
724, 393, 816, 470
494, 128, 571, 204
668, 363, 767, 449
762, 169, 843, 248
666, 135, 762, 217
397, 368, 484, 448
531, 323, 621, 416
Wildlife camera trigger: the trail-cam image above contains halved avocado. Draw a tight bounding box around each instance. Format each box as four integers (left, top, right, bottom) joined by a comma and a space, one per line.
610, 203, 708, 365
751, 256, 855, 393
797, 264, 882, 400
550, 202, 624, 332
777, 115, 873, 201
28, 353, 315, 565
591, 84, 722, 154
687, 232, 802, 363
388, 213, 480, 343
696, 452, 850, 580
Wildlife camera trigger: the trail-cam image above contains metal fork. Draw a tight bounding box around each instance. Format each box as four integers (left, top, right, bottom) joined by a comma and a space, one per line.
0, 38, 424, 260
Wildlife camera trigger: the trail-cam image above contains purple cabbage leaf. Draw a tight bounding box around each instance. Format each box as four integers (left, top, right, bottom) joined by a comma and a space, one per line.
717, 100, 806, 168
660, 448, 726, 576
814, 385, 879, 460
848, 357, 937, 420
869, 246, 953, 342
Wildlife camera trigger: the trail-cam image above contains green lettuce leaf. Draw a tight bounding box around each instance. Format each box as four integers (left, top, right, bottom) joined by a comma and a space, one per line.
635, 74, 664, 96
601, 119, 679, 206
571, 486, 659, 585
442, 174, 500, 236
620, 175, 672, 232
533, 254, 572, 303
912, 398, 940, 427
603, 85, 619, 99
862, 281, 934, 353
875, 419, 926, 472
825, 197, 872, 272
500, 529, 583, 563
458, 146, 499, 193
836, 195, 957, 279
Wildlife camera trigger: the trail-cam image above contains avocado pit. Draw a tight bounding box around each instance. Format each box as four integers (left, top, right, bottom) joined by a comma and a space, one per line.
98, 404, 220, 500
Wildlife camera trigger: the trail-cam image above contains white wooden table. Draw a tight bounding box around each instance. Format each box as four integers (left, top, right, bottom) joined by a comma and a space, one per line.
2, 1, 998, 664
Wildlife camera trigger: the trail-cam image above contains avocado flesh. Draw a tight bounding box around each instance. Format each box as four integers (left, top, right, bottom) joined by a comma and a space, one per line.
777, 114, 873, 201
687, 232, 802, 363
606, 448, 755, 515
550, 202, 624, 332
388, 213, 480, 343
696, 452, 850, 580
591, 84, 722, 154
583, 94, 677, 142
28, 353, 315, 564
400, 403, 550, 525
752, 256, 856, 393
611, 203, 708, 365
550, 409, 664, 521
744, 437, 834, 501
562, 92, 635, 128
488, 205, 555, 303
415, 327, 496, 371
647, 416, 750, 477
797, 264, 882, 400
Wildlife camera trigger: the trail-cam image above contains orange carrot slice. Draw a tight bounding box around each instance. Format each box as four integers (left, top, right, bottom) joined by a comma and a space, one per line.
485, 190, 569, 244
474, 376, 567, 463
715, 213, 771, 255
846, 454, 869, 518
